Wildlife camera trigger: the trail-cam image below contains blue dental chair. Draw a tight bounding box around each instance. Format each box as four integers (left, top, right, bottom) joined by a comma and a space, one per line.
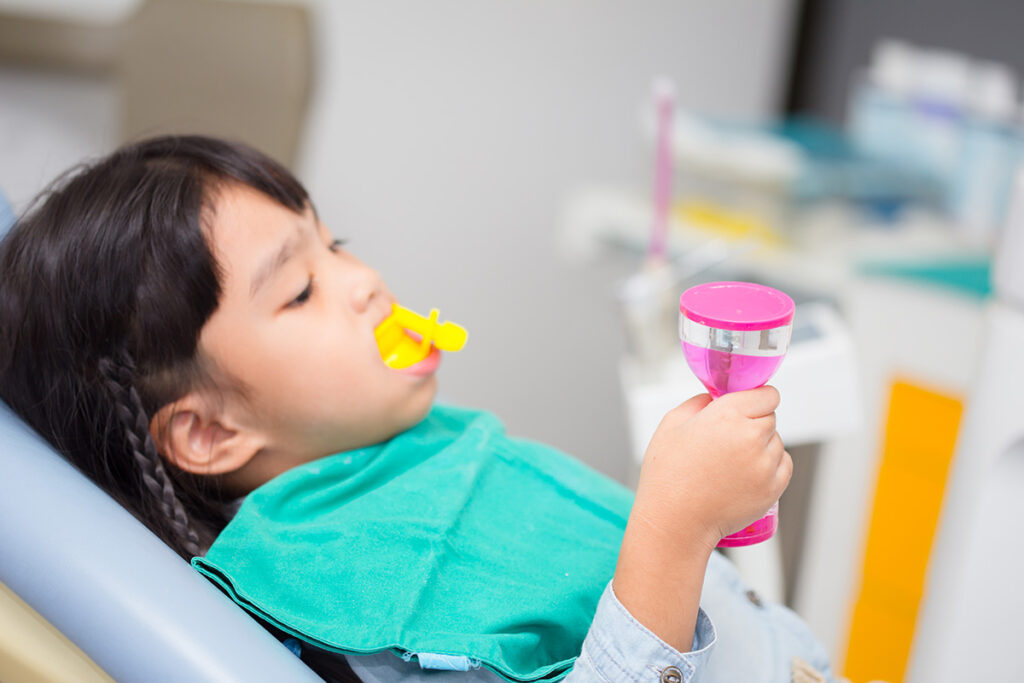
0, 193, 322, 682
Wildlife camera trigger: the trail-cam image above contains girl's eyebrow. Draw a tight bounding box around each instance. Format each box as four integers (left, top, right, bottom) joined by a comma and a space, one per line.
250, 225, 305, 300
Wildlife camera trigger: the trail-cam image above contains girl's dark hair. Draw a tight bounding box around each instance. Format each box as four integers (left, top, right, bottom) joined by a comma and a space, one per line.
0, 135, 309, 561
0, 135, 364, 682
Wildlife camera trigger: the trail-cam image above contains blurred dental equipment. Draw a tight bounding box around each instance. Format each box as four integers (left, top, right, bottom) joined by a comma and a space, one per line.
905, 165, 1024, 683
617, 77, 678, 367
849, 39, 1023, 245
648, 77, 675, 265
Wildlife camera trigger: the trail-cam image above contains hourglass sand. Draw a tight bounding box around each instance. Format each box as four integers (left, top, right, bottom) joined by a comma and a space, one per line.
679, 281, 794, 547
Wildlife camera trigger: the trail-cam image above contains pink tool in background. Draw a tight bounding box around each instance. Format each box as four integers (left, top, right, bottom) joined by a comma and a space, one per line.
647, 76, 675, 265
679, 281, 795, 547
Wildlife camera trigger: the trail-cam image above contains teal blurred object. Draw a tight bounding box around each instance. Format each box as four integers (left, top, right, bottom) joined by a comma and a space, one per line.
778, 116, 943, 215
774, 116, 855, 161
858, 256, 993, 300
699, 114, 942, 217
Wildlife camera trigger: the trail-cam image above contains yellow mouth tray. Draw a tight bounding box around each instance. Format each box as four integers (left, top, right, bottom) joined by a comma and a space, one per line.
374, 303, 468, 369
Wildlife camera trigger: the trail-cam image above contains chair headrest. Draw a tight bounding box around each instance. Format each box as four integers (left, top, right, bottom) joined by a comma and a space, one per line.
0, 189, 14, 238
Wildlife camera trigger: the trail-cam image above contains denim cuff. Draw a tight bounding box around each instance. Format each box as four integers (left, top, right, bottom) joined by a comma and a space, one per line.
575, 580, 717, 682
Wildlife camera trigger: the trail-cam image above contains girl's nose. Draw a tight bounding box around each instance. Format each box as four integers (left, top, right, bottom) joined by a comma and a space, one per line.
348, 261, 385, 314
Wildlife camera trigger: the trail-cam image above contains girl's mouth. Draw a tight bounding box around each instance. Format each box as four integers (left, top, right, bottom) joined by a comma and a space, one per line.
394, 345, 441, 376
373, 303, 465, 374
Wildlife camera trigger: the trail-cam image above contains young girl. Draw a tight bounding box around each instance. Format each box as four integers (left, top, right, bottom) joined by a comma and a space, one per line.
0, 136, 834, 683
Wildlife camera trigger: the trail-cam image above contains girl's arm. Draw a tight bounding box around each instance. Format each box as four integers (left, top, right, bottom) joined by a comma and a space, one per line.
612, 508, 715, 652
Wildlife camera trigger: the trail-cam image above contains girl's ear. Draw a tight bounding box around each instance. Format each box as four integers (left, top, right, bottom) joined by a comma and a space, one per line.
149, 394, 264, 476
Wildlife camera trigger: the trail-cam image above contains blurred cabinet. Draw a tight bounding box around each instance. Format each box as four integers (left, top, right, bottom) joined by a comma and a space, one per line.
0, 0, 312, 168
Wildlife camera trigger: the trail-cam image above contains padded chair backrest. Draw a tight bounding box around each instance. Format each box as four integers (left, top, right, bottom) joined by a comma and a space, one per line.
0, 402, 321, 681
0, 189, 13, 236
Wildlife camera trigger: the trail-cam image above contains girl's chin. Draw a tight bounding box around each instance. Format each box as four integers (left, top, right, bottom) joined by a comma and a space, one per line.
395, 385, 437, 431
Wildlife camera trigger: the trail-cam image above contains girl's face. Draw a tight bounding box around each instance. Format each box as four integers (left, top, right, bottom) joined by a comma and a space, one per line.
194, 182, 438, 484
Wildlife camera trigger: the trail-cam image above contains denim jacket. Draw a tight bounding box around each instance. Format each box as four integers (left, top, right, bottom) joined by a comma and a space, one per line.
343, 551, 835, 683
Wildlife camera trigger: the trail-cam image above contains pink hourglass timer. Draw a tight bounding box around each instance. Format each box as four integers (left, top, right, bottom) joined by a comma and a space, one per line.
679, 281, 794, 547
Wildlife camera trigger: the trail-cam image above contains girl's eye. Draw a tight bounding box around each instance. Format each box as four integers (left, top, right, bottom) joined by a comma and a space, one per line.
328, 238, 347, 253
287, 279, 314, 308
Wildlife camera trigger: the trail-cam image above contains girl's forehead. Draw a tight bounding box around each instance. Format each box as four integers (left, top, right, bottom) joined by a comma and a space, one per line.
204, 184, 320, 312
207, 184, 316, 269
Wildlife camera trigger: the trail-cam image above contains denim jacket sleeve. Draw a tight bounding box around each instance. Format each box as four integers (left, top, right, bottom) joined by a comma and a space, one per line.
565, 579, 717, 683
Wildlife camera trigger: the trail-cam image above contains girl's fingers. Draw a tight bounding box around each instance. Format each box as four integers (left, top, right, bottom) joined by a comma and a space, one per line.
772, 449, 794, 498
752, 413, 777, 443
725, 385, 780, 418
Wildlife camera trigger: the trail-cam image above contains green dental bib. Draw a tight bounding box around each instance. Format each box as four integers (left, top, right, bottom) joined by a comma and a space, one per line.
192, 405, 634, 682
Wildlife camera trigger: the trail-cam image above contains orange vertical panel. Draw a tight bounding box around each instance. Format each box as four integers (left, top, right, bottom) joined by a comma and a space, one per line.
843, 380, 963, 683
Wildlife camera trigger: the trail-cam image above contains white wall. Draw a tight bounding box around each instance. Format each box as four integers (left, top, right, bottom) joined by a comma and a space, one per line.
0, 69, 118, 210
297, 0, 797, 479
0, 0, 797, 481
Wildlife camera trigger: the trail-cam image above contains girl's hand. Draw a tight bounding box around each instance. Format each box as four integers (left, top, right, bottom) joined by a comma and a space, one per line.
612, 386, 791, 653
631, 386, 792, 553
